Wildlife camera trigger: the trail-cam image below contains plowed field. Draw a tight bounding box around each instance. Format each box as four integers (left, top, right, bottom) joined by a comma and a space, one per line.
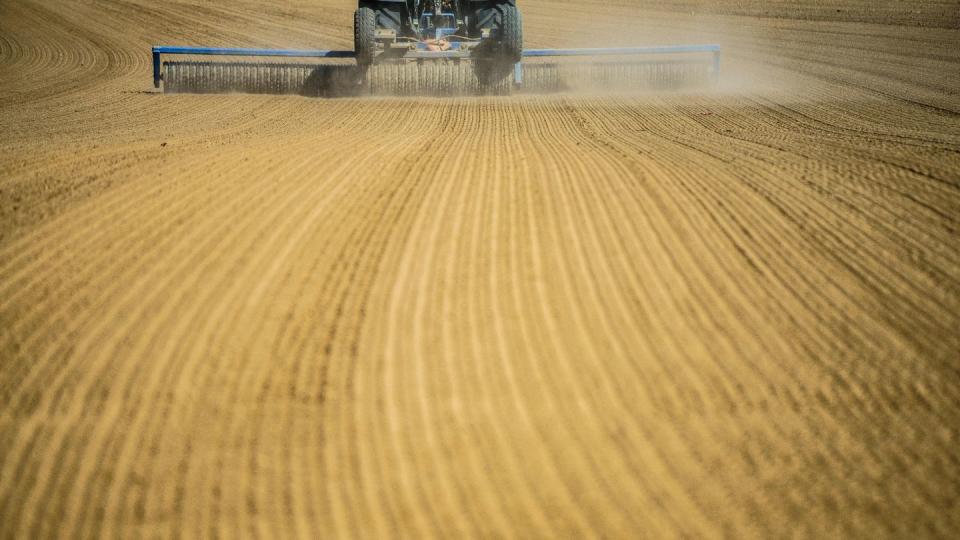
1, 1, 959, 537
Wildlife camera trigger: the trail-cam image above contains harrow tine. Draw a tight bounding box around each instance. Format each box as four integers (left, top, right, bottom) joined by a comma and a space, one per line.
159, 55, 716, 96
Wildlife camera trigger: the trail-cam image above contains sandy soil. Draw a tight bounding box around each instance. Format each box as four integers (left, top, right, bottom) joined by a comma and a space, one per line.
1, 1, 959, 537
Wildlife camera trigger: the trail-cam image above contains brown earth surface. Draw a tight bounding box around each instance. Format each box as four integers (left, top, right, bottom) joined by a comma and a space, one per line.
2, 0, 960, 537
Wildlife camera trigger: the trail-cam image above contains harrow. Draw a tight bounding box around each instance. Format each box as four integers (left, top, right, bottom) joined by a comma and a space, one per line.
152, 1, 720, 96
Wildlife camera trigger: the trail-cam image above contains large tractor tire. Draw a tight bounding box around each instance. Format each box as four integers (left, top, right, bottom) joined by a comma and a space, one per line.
498, 4, 523, 63
354, 7, 377, 65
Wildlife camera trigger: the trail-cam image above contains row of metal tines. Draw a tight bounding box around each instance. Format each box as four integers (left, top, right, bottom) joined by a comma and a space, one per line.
162, 60, 713, 96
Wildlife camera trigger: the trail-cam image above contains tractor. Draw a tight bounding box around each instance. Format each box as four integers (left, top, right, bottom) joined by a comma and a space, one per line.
353, 0, 523, 65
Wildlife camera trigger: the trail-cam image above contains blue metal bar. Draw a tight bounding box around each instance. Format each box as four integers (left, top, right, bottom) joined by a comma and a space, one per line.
152, 45, 356, 58
522, 45, 720, 57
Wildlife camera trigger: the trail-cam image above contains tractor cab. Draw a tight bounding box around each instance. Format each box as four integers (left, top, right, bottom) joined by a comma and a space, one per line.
352, 0, 523, 66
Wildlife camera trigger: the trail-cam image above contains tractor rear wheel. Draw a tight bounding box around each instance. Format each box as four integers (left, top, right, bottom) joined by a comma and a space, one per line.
354, 7, 377, 65
498, 4, 522, 63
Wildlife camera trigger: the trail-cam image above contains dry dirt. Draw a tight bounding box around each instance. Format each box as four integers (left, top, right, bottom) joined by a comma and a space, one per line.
2, 0, 959, 538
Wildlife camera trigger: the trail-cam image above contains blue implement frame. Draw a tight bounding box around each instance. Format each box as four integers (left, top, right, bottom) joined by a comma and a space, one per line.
152, 44, 721, 88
